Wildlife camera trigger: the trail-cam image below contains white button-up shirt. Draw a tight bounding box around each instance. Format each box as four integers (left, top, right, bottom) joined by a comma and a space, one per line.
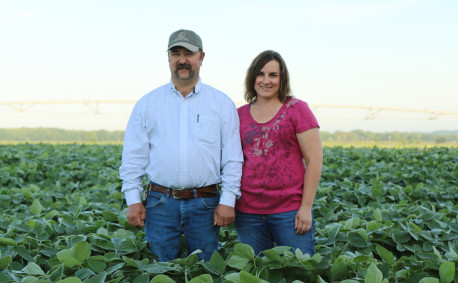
119, 78, 243, 207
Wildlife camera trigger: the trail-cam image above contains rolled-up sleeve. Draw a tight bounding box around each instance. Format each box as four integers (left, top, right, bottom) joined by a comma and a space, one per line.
219, 101, 243, 207
119, 101, 150, 206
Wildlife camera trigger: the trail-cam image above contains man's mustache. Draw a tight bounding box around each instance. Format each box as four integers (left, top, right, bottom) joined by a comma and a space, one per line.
176, 64, 192, 70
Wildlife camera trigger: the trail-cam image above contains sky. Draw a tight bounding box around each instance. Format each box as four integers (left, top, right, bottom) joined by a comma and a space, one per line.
0, 0, 457, 133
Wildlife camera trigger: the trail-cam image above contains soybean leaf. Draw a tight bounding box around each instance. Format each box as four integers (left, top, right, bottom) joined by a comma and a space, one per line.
188, 274, 213, 283
392, 231, 411, 244
86, 271, 107, 283
87, 259, 106, 273
133, 274, 149, 283
105, 263, 124, 274
262, 249, 283, 264
0, 256, 12, 270
72, 241, 91, 262
22, 262, 45, 276
353, 255, 369, 263
224, 272, 241, 282
30, 199, 42, 215
433, 246, 444, 263
92, 238, 116, 251
49, 264, 64, 282
186, 252, 199, 268
122, 256, 139, 268
271, 246, 294, 254
45, 210, 60, 220
150, 274, 175, 283
331, 261, 347, 281
234, 243, 255, 259
374, 209, 382, 222
365, 263, 383, 283
367, 221, 382, 231
439, 262, 455, 283
56, 277, 83, 283
418, 278, 439, 283
102, 210, 118, 222
14, 245, 34, 261
0, 237, 17, 247
75, 267, 95, 281
140, 262, 180, 274
56, 249, 79, 268
240, 270, 261, 283
311, 253, 322, 264
376, 245, 395, 266
227, 255, 250, 270
118, 238, 138, 253
349, 231, 369, 248
295, 249, 310, 262
203, 251, 226, 275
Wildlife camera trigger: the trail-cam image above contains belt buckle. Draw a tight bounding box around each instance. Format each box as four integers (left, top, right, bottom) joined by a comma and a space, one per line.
171, 189, 181, 199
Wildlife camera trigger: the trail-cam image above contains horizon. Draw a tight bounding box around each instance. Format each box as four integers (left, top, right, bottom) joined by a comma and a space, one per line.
2, 125, 457, 135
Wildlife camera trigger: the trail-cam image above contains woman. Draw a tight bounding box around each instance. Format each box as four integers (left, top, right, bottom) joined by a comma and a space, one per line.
235, 50, 322, 256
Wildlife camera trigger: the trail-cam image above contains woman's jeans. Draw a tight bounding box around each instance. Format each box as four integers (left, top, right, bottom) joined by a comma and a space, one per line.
144, 189, 220, 262
234, 210, 315, 256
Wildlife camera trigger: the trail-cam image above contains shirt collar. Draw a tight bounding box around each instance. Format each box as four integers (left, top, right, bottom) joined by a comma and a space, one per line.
169, 78, 202, 97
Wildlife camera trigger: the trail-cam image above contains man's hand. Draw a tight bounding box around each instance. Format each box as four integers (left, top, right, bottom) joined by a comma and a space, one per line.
126, 203, 146, 227
213, 204, 235, 227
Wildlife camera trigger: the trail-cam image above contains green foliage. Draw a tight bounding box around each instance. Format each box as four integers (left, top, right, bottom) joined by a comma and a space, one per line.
320, 129, 458, 144
0, 128, 125, 142
0, 144, 456, 282
1, 127, 458, 145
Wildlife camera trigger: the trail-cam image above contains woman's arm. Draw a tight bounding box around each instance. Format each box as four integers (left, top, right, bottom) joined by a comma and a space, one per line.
295, 127, 323, 234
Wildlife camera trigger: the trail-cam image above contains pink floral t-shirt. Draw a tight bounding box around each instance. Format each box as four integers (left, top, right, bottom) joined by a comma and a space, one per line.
235, 98, 319, 214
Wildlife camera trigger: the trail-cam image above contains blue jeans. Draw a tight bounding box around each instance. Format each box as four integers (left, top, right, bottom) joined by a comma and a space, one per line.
144, 189, 220, 262
234, 210, 315, 256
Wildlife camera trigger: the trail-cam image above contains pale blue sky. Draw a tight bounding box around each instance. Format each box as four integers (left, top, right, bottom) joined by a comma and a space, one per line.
1, 0, 457, 132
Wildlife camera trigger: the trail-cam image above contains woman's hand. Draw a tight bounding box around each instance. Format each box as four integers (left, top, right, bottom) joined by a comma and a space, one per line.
295, 206, 312, 235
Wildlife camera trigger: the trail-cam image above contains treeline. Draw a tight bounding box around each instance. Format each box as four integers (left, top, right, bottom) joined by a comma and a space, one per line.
320, 130, 457, 144
0, 128, 124, 142
0, 127, 457, 144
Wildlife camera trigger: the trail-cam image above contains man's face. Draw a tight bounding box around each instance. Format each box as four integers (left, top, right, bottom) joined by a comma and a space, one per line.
168, 46, 204, 81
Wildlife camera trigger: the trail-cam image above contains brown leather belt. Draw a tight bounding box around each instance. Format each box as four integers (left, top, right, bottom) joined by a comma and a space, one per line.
148, 184, 218, 199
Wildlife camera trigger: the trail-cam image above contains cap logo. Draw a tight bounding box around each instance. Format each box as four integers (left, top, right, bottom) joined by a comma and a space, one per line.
175, 32, 188, 42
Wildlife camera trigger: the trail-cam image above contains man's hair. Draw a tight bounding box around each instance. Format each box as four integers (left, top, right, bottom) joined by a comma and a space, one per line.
244, 50, 292, 104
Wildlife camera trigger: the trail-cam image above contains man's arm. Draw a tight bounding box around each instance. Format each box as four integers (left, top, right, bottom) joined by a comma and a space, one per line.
119, 101, 150, 227
213, 101, 243, 227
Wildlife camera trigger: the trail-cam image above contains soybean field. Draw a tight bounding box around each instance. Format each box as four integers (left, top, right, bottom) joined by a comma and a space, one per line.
0, 144, 456, 283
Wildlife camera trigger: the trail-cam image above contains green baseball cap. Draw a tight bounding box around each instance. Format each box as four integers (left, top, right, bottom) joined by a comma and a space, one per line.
168, 29, 203, 52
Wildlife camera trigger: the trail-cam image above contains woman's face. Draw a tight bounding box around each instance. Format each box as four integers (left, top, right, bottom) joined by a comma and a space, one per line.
254, 60, 281, 101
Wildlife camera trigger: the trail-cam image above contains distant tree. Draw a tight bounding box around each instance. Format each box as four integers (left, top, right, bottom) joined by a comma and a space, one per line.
435, 136, 447, 144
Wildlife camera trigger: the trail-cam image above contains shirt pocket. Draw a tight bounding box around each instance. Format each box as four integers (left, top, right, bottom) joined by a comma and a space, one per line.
196, 115, 219, 144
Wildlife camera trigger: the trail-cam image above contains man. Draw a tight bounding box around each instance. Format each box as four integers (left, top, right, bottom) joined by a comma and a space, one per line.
119, 29, 243, 262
